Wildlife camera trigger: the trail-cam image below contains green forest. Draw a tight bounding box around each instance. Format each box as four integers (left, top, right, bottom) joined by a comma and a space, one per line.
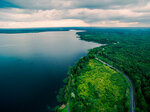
77, 28, 150, 112
56, 28, 150, 112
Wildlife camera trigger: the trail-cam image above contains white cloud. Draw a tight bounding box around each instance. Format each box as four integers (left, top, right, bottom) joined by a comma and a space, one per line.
0, 19, 89, 28
0, 8, 147, 21
66, 8, 146, 19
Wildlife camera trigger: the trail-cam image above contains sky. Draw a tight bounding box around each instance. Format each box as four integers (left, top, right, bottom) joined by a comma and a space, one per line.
0, 0, 150, 28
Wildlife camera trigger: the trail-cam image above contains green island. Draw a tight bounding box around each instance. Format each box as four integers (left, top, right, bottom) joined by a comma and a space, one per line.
56, 28, 150, 112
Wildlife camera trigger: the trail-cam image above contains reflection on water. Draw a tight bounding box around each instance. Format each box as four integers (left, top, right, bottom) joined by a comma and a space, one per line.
0, 31, 100, 112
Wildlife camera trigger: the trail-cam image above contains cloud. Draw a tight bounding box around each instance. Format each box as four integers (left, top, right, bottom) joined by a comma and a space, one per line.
0, 8, 147, 21
133, 1, 150, 12
91, 21, 139, 27
0, 19, 89, 28
0, 0, 150, 27
6, 0, 73, 9
5, 0, 150, 10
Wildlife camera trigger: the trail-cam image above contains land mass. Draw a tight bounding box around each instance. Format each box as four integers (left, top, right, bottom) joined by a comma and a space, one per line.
56, 28, 150, 112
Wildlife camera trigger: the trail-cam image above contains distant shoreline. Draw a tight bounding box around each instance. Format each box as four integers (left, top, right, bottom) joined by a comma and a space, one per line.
1, 27, 150, 34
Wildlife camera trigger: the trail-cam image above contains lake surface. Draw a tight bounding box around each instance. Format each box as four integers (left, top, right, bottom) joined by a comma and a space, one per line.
0, 31, 100, 112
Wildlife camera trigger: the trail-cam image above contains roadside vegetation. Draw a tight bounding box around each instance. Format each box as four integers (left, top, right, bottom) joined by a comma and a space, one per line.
56, 56, 129, 112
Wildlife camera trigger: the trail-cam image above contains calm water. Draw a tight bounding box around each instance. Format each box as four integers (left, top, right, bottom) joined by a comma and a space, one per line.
0, 31, 100, 112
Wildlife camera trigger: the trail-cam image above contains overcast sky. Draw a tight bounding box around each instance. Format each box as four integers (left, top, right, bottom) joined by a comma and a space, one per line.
0, 0, 150, 28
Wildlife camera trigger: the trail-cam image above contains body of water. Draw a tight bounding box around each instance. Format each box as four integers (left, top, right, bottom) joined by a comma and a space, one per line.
0, 31, 100, 112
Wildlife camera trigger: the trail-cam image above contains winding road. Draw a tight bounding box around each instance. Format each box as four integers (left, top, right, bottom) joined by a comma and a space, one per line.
95, 57, 135, 112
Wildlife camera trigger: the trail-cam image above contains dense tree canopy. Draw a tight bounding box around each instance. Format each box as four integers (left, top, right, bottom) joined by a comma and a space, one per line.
57, 28, 150, 112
